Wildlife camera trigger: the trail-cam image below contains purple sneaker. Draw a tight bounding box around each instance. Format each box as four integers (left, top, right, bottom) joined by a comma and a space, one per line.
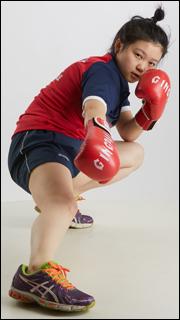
70, 210, 94, 229
9, 261, 95, 312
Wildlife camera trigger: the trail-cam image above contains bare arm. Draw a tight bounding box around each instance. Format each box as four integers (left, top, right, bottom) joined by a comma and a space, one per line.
83, 100, 143, 142
116, 110, 143, 142
82, 99, 107, 127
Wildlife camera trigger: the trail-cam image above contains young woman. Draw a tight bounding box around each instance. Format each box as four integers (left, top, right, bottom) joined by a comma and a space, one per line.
8, 7, 170, 312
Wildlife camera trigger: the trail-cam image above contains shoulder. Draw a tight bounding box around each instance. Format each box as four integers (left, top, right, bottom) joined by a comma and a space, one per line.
78, 53, 113, 74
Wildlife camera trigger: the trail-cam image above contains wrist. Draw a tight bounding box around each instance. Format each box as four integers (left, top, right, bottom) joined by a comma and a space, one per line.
87, 117, 111, 134
83, 103, 107, 128
134, 116, 144, 129
135, 107, 153, 130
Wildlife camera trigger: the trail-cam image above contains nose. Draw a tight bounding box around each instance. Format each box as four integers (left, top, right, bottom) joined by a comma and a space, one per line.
136, 62, 148, 74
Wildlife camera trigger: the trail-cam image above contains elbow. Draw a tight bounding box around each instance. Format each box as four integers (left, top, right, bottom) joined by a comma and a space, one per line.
120, 132, 137, 142
118, 123, 142, 142
121, 136, 137, 142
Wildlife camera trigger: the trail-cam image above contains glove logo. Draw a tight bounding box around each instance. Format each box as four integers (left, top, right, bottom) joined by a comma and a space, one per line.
151, 76, 170, 97
94, 159, 104, 171
93, 135, 114, 171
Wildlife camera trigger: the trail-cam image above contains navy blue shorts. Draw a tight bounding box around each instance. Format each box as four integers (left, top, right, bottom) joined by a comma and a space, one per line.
8, 130, 83, 194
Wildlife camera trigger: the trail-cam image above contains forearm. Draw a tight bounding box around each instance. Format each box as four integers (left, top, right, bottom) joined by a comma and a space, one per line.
83, 100, 107, 127
120, 117, 143, 142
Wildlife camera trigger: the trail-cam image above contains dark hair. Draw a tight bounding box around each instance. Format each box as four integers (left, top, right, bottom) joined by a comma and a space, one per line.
110, 6, 169, 58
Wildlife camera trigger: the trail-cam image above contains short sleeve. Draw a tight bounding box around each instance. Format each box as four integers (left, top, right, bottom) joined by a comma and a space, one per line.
120, 97, 131, 112
82, 62, 120, 112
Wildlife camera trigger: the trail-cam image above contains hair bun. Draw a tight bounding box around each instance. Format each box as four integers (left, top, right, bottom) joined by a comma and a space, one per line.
152, 7, 165, 23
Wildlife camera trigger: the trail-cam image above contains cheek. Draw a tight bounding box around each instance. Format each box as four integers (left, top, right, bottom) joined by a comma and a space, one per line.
127, 54, 135, 67
116, 53, 133, 74
123, 58, 132, 72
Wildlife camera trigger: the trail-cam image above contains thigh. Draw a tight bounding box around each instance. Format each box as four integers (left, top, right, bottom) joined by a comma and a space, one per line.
8, 130, 83, 194
29, 162, 75, 210
73, 140, 144, 188
115, 140, 144, 168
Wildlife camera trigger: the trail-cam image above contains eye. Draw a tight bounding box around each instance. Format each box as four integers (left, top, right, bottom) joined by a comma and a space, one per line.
149, 61, 156, 67
135, 53, 143, 59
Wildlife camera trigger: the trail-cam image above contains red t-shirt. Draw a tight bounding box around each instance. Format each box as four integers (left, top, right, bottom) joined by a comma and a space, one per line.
13, 53, 130, 139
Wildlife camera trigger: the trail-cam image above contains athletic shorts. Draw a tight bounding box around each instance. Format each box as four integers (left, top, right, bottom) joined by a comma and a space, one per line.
8, 130, 83, 194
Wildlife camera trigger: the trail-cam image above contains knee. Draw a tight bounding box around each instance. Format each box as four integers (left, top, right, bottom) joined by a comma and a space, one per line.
57, 194, 78, 218
133, 142, 144, 169
40, 193, 78, 218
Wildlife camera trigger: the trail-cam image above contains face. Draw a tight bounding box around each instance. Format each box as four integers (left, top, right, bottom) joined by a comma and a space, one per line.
114, 40, 163, 83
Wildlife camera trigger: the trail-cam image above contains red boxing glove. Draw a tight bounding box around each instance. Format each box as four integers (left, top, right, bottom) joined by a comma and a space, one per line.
74, 117, 120, 183
135, 69, 171, 130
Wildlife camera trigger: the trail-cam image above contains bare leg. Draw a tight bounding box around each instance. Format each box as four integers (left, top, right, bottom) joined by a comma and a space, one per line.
73, 141, 144, 194
28, 163, 77, 272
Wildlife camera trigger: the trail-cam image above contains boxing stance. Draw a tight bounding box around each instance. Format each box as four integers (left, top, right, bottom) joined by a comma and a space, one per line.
8, 6, 171, 314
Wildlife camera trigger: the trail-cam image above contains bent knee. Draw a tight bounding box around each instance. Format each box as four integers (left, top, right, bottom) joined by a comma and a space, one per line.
133, 142, 144, 169
37, 193, 78, 218
52, 194, 77, 215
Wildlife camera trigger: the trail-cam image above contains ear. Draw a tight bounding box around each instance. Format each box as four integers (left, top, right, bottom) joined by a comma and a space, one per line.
114, 39, 123, 54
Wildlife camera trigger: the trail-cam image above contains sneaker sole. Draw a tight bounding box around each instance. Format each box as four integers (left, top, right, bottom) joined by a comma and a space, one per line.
69, 222, 93, 229
9, 287, 95, 312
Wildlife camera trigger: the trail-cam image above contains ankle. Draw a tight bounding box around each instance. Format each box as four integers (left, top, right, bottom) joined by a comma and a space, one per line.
27, 265, 40, 273
28, 260, 44, 273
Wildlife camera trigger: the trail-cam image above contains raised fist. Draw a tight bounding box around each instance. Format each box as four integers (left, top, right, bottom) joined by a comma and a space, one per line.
135, 69, 171, 130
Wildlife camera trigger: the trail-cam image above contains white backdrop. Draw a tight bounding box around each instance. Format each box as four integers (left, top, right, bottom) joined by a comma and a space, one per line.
1, 1, 179, 204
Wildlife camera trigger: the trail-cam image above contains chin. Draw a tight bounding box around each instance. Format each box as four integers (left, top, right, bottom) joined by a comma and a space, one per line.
128, 79, 138, 83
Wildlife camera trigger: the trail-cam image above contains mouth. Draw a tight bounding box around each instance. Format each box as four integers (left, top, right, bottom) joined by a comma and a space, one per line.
131, 72, 141, 81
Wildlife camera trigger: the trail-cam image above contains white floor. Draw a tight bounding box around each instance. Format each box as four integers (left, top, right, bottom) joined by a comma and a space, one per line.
1, 195, 179, 319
